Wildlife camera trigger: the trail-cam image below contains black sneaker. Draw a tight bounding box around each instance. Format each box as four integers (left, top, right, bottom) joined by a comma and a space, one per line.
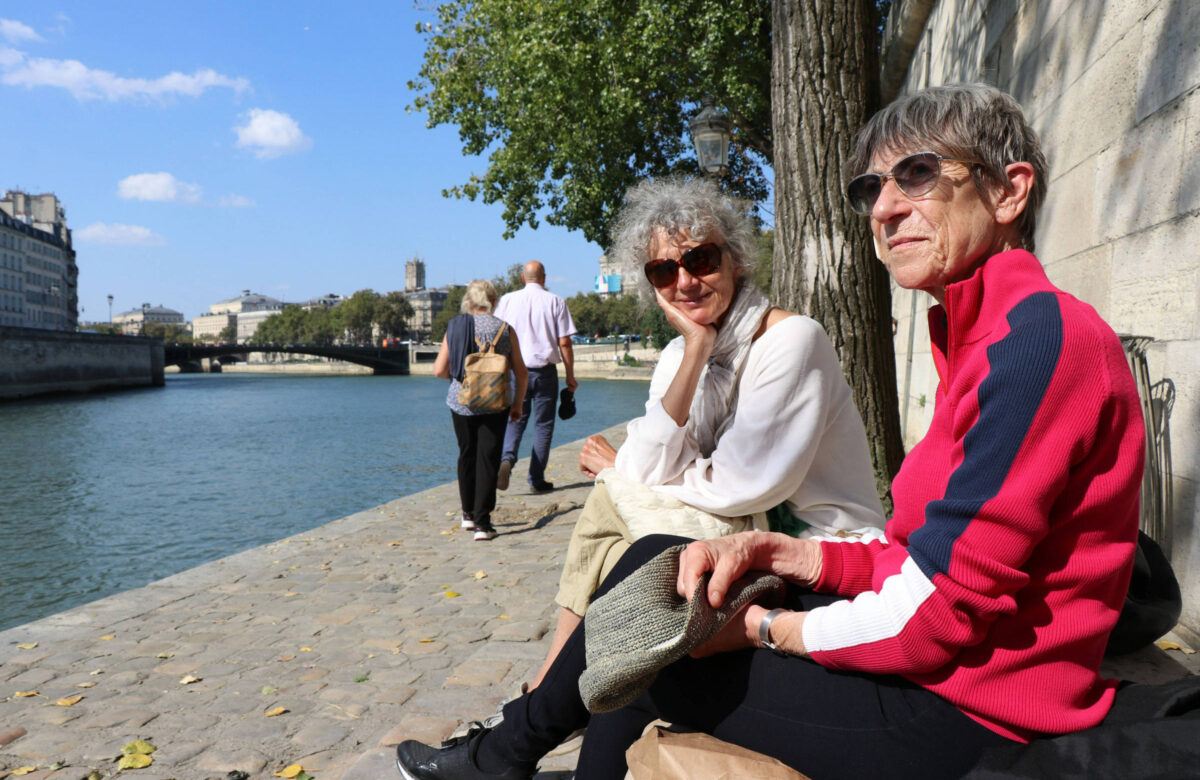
528, 480, 554, 493
395, 722, 533, 780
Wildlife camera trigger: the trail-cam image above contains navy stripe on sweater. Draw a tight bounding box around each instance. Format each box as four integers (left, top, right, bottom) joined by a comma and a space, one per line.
910, 292, 1064, 580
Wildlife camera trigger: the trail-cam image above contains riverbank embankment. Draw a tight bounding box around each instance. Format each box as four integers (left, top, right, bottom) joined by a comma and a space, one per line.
2, 427, 1197, 780
0, 327, 164, 400
0, 427, 622, 779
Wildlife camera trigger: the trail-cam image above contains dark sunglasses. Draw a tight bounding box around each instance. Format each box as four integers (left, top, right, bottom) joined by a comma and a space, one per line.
845, 151, 982, 215
644, 242, 724, 289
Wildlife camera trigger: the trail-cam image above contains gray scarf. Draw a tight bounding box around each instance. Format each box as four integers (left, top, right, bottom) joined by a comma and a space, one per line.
687, 280, 771, 456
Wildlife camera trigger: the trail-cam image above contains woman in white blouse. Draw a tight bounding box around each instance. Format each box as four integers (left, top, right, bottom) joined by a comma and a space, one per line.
528, 177, 886, 688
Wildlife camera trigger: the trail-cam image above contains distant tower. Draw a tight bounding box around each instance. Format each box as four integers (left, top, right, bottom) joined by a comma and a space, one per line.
405, 257, 426, 292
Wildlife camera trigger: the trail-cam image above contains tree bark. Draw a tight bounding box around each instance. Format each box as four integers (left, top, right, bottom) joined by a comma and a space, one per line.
770, 0, 905, 508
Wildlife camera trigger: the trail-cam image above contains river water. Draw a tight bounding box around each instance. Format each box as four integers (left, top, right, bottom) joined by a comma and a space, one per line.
0, 373, 649, 632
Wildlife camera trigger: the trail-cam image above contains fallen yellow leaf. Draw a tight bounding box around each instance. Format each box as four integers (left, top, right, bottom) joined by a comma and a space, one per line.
299, 646, 313, 652
89, 669, 103, 675
1156, 640, 1198, 654
16, 642, 37, 649
117, 753, 153, 770
121, 739, 156, 755
474, 571, 487, 580
265, 706, 289, 717
55, 695, 84, 706
156, 653, 174, 659
444, 591, 460, 598
440, 530, 452, 535
11, 766, 37, 775
278, 654, 296, 661
388, 541, 403, 546
418, 638, 434, 643
77, 682, 96, 688
275, 763, 304, 777
99, 634, 115, 640
15, 690, 39, 698
285, 592, 300, 597
178, 675, 202, 685
499, 615, 510, 620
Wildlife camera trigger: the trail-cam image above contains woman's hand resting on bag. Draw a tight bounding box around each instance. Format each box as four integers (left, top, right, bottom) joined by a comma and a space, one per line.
579, 434, 618, 478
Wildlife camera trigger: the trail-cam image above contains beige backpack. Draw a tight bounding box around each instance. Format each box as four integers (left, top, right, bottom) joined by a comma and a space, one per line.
456, 323, 512, 412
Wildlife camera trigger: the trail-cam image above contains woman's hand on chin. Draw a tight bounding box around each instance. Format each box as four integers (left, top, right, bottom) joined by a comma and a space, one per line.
655, 288, 716, 353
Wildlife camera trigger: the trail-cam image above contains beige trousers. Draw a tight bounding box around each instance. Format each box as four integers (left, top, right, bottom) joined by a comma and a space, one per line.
555, 483, 636, 617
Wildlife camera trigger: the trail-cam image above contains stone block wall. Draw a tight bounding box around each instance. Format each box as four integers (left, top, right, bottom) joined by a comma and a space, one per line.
0, 327, 165, 400
887, 0, 1200, 638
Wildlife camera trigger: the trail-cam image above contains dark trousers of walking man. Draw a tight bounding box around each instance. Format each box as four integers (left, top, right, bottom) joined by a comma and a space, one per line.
500, 364, 558, 491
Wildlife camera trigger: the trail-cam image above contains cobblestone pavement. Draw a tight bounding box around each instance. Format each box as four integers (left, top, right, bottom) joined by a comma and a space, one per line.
3, 422, 1199, 780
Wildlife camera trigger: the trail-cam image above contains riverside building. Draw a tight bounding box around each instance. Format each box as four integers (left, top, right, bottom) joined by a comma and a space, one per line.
0, 190, 77, 331
112, 303, 185, 335
192, 289, 283, 343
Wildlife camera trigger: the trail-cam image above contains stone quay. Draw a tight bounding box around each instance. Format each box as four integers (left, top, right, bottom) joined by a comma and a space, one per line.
2, 423, 1198, 779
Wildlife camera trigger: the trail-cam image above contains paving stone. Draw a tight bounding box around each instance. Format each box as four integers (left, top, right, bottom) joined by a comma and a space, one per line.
445, 660, 512, 687
290, 722, 351, 752
192, 746, 270, 775
490, 620, 549, 642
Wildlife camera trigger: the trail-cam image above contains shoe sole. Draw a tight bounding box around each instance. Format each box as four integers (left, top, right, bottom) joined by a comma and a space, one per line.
497, 462, 512, 491
474, 531, 497, 541
395, 746, 420, 780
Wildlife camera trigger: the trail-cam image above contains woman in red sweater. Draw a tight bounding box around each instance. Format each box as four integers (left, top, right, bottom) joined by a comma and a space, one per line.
394, 84, 1144, 780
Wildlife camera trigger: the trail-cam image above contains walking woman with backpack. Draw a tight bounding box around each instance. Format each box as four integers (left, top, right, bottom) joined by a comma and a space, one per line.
433, 279, 528, 541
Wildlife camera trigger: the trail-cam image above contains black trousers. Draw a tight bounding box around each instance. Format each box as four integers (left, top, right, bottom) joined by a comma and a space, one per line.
481, 534, 1010, 780
450, 410, 507, 527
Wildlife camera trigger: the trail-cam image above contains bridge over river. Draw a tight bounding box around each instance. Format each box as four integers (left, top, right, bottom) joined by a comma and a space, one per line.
164, 343, 410, 374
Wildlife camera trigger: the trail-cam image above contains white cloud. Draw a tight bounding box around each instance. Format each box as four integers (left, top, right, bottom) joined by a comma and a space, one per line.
218, 194, 256, 208
118, 172, 203, 204
0, 49, 250, 101
76, 222, 166, 246
234, 108, 312, 159
0, 19, 43, 44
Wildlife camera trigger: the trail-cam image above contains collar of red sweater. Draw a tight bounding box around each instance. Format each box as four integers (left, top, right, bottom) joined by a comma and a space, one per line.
926, 248, 1054, 350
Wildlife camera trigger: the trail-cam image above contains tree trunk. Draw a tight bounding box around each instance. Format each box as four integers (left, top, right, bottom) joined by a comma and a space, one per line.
770, 0, 905, 508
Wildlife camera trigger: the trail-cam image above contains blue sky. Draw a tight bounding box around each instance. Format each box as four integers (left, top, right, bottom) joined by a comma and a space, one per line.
0, 3, 608, 322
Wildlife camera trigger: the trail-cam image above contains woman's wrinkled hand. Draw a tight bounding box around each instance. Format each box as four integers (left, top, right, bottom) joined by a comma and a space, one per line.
578, 434, 618, 478
676, 534, 762, 608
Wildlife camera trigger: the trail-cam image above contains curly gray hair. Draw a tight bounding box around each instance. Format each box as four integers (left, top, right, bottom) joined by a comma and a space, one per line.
610, 177, 759, 293
848, 83, 1048, 252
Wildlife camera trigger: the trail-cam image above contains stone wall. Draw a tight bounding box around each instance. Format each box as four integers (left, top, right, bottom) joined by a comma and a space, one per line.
886, 0, 1200, 638
0, 326, 165, 400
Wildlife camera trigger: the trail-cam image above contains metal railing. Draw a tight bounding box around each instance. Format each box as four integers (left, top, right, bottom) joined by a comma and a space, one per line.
1120, 335, 1174, 548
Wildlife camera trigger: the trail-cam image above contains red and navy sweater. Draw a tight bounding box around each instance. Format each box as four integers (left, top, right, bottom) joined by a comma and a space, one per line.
802, 249, 1144, 742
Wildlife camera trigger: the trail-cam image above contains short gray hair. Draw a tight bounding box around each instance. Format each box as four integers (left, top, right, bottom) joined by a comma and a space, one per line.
848, 83, 1048, 251
460, 279, 498, 313
610, 177, 759, 293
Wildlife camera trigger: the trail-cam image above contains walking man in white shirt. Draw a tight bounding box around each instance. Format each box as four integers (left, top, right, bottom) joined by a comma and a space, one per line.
494, 261, 578, 492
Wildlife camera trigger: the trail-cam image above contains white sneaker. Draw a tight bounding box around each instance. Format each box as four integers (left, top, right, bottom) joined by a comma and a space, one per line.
460, 513, 476, 530
474, 527, 497, 541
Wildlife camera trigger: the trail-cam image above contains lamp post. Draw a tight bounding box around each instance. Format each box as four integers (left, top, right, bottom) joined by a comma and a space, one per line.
107, 294, 113, 323
688, 99, 733, 176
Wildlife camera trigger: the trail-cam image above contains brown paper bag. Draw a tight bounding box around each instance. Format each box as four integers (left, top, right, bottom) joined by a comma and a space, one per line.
625, 726, 810, 780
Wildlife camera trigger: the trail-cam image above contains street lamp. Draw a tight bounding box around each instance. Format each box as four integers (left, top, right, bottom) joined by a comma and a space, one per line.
107, 294, 113, 323
689, 99, 733, 176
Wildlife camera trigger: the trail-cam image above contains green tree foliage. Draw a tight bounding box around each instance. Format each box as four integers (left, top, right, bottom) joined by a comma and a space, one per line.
410, 0, 772, 247
248, 305, 347, 347
564, 292, 645, 339
142, 321, 192, 344
377, 291, 415, 339
218, 323, 237, 343
341, 289, 382, 344
641, 305, 675, 350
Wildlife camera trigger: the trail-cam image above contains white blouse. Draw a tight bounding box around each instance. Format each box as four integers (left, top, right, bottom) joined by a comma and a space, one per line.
614, 315, 886, 537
